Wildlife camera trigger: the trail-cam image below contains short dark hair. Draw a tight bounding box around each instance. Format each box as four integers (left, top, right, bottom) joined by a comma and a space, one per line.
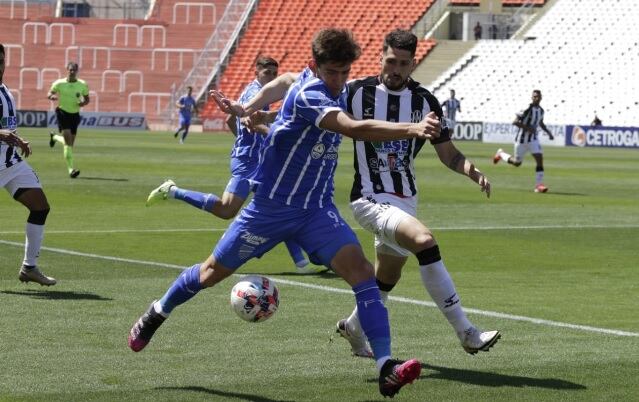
312, 28, 361, 66
533, 89, 542, 96
67, 61, 79, 71
187, 86, 193, 91
0, 44, 5, 56
256, 56, 278, 69
382, 29, 417, 56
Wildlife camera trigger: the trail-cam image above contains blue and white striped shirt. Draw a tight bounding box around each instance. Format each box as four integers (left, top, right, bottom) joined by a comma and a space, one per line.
231, 79, 268, 159
253, 68, 344, 209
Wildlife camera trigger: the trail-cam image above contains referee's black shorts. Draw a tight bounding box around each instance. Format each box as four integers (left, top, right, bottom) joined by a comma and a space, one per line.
55, 108, 81, 135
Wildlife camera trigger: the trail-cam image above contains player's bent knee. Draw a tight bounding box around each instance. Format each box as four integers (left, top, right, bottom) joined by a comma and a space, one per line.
27, 209, 50, 225
413, 232, 436, 250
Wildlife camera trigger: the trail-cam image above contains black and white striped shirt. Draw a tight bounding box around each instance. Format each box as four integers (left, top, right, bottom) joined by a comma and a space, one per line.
347, 76, 450, 201
0, 83, 22, 171
515, 104, 545, 143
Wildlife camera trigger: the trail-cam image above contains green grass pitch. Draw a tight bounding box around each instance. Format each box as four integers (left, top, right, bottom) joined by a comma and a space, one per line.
1, 128, 638, 401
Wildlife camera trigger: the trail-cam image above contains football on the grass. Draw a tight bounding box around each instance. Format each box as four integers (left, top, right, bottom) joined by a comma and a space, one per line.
230, 275, 279, 322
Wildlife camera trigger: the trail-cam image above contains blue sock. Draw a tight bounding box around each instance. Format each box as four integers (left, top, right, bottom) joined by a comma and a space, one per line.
174, 189, 219, 211
181, 129, 189, 141
285, 240, 306, 265
353, 279, 391, 360
158, 264, 202, 314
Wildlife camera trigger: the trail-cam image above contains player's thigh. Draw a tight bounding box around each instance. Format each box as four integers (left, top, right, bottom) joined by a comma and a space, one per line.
212, 201, 294, 270
294, 205, 363, 274
394, 215, 435, 253
513, 142, 529, 162
350, 194, 417, 253
3, 163, 46, 208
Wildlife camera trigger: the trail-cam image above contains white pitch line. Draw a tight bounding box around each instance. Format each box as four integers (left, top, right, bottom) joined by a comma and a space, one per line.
1, 239, 638, 338
1, 223, 638, 235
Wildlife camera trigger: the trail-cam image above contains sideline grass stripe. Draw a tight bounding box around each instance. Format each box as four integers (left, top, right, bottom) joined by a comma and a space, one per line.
1, 223, 638, 235
2, 239, 637, 338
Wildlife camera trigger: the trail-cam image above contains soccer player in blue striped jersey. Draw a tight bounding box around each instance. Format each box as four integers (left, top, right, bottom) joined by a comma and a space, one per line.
173, 86, 198, 143
147, 57, 316, 273
129, 28, 439, 397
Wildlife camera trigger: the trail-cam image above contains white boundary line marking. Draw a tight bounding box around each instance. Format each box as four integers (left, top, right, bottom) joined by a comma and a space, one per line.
2, 240, 639, 338
2, 240, 638, 337
1, 223, 638, 235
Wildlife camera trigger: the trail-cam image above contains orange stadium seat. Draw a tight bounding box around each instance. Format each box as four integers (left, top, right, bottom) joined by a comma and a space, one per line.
201, 0, 437, 118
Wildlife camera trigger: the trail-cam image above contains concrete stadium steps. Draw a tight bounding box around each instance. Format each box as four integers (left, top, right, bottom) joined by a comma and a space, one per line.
412, 40, 476, 90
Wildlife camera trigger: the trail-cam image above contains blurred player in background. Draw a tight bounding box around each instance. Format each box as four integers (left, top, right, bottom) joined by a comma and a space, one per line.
147, 57, 320, 274
129, 28, 441, 397
327, 29, 499, 357
173, 86, 198, 144
493, 89, 554, 193
47, 61, 89, 178
441, 89, 461, 130
1, 44, 55, 286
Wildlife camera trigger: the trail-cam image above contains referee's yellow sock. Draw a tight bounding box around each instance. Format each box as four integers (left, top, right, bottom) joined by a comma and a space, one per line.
53, 134, 65, 145
63, 145, 74, 174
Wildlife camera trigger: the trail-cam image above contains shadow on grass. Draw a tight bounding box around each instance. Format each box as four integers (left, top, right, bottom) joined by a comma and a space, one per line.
269, 270, 337, 278
418, 362, 586, 390
78, 176, 129, 182
0, 289, 112, 301
155, 386, 294, 402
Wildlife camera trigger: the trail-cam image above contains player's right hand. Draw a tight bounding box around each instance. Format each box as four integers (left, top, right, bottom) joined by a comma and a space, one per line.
413, 111, 441, 140
209, 90, 245, 116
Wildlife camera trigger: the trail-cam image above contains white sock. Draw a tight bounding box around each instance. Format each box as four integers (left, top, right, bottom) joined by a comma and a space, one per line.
153, 301, 169, 318
536, 170, 544, 185
23, 223, 44, 267
345, 290, 389, 338
419, 260, 472, 335
499, 150, 512, 162
168, 186, 178, 198
376, 356, 391, 373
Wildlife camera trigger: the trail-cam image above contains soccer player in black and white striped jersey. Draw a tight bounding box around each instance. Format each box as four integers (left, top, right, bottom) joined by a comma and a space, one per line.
441, 89, 461, 129
493, 89, 554, 193
336, 30, 500, 357
0, 44, 55, 286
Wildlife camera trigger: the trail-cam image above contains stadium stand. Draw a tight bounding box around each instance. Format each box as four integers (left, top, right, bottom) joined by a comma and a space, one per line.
450, 0, 545, 5
430, 0, 639, 126
199, 0, 437, 120
1, 0, 226, 122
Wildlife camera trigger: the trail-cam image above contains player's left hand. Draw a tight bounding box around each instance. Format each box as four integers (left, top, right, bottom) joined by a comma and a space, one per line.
242, 110, 268, 131
209, 90, 245, 116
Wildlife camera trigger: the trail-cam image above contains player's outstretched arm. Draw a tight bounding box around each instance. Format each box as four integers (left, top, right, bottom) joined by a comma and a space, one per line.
319, 110, 441, 142
209, 72, 299, 117
434, 141, 490, 198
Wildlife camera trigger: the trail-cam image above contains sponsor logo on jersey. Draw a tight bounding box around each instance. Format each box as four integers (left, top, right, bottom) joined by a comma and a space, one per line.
311, 143, 325, 159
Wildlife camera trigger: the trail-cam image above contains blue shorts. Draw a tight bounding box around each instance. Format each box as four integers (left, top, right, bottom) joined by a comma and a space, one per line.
213, 197, 360, 270
225, 156, 259, 199
179, 114, 191, 126
229, 155, 258, 179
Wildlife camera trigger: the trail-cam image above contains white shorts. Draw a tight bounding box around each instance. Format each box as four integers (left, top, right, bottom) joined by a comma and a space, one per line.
513, 139, 542, 162
0, 162, 42, 197
350, 193, 417, 257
